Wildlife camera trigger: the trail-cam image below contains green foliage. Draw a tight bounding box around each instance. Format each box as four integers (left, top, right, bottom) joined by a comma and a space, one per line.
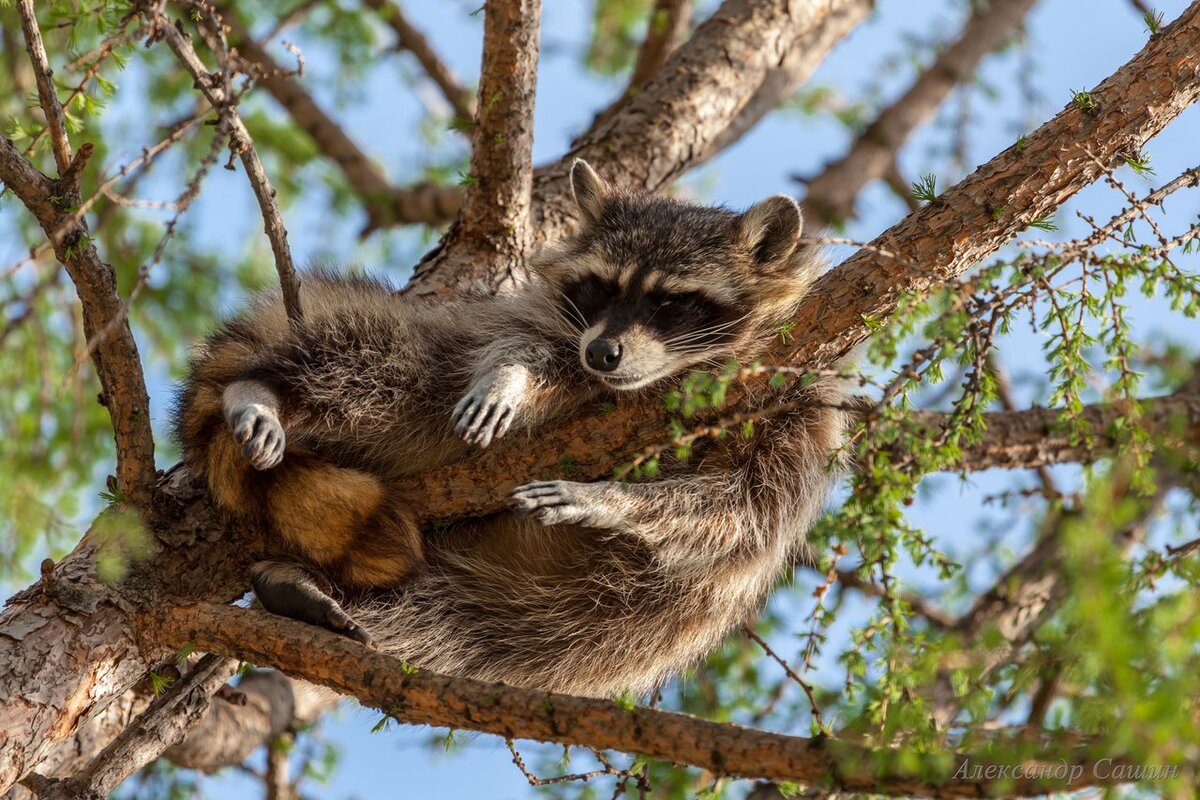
1143, 9, 1165, 35
585, 0, 653, 76
148, 670, 175, 696
910, 172, 938, 204
1071, 88, 1099, 114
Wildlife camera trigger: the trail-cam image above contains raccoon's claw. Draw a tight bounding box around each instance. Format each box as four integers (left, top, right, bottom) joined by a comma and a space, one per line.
452, 391, 515, 448
323, 607, 377, 648
452, 366, 528, 448
509, 480, 595, 526
252, 561, 376, 648
231, 407, 285, 470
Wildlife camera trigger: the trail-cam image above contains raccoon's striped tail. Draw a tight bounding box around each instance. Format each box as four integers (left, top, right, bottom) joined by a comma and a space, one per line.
176, 371, 424, 590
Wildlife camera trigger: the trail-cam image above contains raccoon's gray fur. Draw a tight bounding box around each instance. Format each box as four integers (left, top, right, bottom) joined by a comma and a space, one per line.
176, 160, 849, 696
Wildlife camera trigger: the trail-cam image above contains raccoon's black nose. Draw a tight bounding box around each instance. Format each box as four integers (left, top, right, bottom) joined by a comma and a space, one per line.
586, 338, 623, 372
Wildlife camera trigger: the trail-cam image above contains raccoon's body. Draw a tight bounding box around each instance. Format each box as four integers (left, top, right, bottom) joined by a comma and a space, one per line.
176, 160, 850, 696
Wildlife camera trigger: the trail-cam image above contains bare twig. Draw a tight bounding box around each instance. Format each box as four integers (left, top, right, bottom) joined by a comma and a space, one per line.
744, 627, 825, 727
139, 2, 303, 328
361, 0, 476, 121
217, 7, 461, 231
16, 0, 73, 174
832, 568, 956, 629
802, 0, 1039, 225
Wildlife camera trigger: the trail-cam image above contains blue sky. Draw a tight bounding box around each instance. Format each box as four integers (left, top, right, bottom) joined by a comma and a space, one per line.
6, 0, 1200, 797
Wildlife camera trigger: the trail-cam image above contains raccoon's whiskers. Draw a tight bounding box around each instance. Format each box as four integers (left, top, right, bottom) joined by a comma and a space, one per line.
558, 292, 588, 332
661, 313, 752, 348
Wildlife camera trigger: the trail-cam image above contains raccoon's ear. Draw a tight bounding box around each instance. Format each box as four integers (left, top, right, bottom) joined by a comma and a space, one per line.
735, 194, 803, 268
570, 159, 610, 224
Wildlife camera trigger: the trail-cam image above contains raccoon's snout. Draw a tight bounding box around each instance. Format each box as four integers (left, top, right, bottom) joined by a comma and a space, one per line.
585, 338, 623, 372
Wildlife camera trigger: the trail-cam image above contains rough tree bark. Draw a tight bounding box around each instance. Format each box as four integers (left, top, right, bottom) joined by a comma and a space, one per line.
2, 0, 1199, 795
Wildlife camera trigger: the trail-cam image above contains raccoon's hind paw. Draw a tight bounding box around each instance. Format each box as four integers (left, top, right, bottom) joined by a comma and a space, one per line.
231, 406, 285, 470
452, 365, 529, 448
509, 480, 618, 528
251, 561, 376, 647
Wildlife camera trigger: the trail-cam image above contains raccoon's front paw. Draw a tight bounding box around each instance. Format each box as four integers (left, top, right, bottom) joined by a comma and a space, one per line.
452, 365, 529, 448
230, 406, 285, 470
509, 480, 619, 528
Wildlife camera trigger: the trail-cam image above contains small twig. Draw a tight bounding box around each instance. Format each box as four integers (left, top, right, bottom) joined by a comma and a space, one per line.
140, 1, 304, 329
215, 6, 460, 232
744, 627, 825, 729
16, 0, 73, 174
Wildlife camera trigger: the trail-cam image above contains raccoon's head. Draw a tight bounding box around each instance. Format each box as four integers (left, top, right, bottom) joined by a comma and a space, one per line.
540, 160, 821, 391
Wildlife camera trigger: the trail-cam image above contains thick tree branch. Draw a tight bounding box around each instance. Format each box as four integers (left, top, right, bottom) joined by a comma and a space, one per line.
801, 0, 1039, 225
140, 3, 303, 328
702, 0, 873, 161
0, 140, 157, 506
152, 603, 1138, 799
219, 9, 461, 231
0, 475, 266, 794
398, 1, 1200, 520
361, 0, 476, 121
22, 655, 237, 800
418, 0, 542, 291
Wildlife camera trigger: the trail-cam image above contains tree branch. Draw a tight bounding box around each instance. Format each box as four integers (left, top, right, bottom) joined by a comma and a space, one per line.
591, 0, 694, 129
16, 0, 72, 174
139, 3, 303, 328
397, 1, 1200, 520
361, 0, 476, 121
151, 602, 1139, 799
0, 474, 264, 794
911, 391, 1200, 473
701, 0, 873, 162
801, 0, 1039, 226
407, 0, 864, 294
0, 140, 157, 506
22, 655, 238, 800
219, 9, 461, 231
412, 0, 541, 292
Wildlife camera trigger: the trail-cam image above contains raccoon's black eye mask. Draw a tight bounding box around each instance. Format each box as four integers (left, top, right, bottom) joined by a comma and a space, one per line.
561, 274, 619, 326
642, 290, 742, 346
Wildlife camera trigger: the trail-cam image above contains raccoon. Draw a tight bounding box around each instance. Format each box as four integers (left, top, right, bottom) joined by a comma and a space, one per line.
176, 160, 849, 695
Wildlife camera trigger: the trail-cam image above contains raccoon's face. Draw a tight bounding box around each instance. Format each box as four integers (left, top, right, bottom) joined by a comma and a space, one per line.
551, 160, 813, 392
